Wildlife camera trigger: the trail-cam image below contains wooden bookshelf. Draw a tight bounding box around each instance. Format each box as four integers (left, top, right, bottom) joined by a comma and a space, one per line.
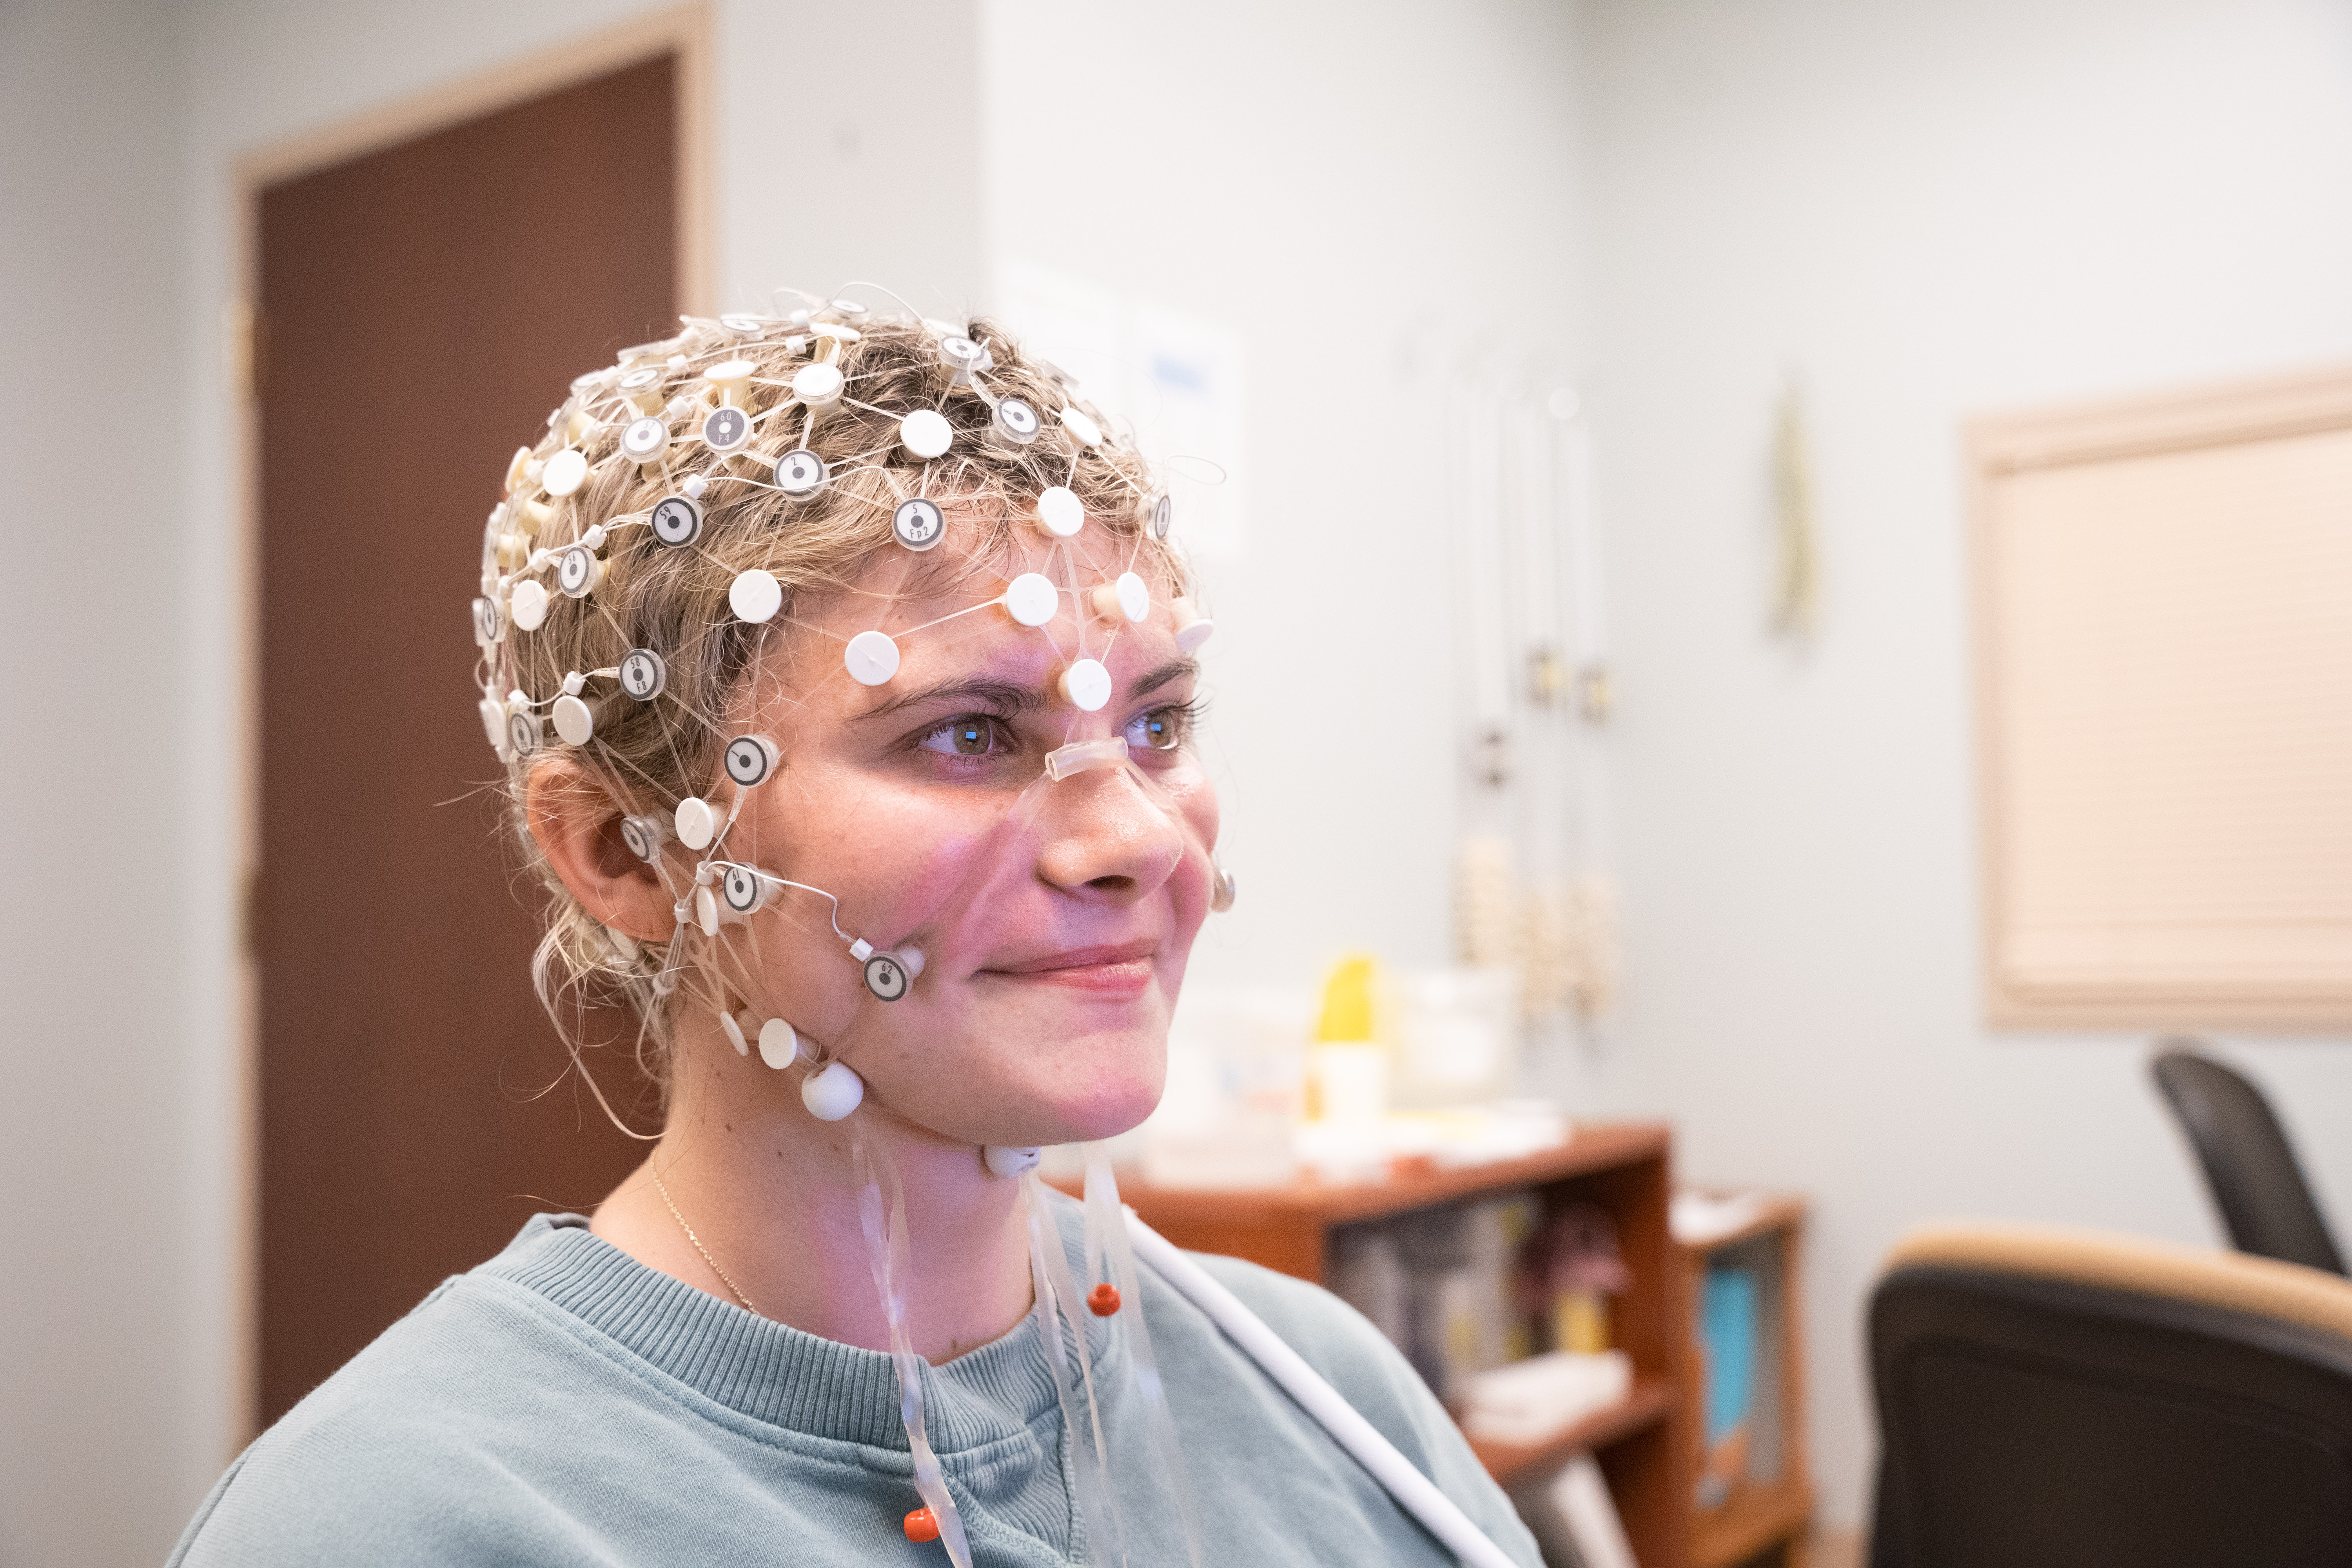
1680, 1192, 1813, 1568
1090, 1123, 1693, 1568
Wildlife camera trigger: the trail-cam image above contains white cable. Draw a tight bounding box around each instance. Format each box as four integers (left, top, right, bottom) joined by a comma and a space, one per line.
1123, 1211, 1523, 1568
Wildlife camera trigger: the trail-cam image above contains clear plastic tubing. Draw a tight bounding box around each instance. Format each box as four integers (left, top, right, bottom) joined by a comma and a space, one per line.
1122, 1212, 1523, 1568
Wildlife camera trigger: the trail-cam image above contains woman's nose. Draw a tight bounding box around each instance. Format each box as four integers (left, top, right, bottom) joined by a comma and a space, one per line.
1033, 766, 1190, 902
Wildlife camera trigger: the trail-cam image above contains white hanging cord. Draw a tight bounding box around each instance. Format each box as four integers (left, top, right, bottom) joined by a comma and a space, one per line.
1122, 1212, 1522, 1568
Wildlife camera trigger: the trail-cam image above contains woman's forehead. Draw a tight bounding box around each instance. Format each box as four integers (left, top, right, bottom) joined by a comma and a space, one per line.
754, 528, 1189, 722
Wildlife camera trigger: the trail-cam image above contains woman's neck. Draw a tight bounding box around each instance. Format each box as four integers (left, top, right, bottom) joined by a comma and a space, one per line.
588, 1036, 1034, 1363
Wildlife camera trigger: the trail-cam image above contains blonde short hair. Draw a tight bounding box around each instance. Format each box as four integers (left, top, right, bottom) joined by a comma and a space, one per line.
479, 305, 1181, 1100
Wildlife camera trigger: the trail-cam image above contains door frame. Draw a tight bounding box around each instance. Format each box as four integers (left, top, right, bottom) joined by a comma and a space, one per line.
225, 2, 713, 1450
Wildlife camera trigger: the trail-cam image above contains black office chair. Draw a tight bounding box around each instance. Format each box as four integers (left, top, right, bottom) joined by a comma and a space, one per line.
2151, 1041, 2345, 1275
1868, 1224, 2352, 1568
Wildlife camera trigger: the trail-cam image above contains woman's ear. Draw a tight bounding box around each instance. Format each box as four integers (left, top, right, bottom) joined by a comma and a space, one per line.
524, 759, 676, 944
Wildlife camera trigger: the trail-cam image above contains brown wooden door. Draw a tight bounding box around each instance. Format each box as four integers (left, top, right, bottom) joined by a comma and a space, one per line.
256, 57, 675, 1427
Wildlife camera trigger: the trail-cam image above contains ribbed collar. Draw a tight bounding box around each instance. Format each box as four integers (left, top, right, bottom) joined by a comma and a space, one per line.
474, 1189, 1116, 1457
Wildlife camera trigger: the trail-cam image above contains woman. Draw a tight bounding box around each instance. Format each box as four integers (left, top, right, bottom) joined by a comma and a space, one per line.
171, 294, 1539, 1566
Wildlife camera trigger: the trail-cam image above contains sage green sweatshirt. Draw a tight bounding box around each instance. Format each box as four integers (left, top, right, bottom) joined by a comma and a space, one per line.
169, 1194, 1541, 1566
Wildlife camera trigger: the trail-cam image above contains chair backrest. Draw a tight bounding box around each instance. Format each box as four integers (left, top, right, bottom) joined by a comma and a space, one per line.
1869, 1224, 2352, 1568
2151, 1042, 2345, 1275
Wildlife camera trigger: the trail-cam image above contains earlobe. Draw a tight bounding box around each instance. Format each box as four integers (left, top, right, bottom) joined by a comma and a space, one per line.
524, 758, 675, 943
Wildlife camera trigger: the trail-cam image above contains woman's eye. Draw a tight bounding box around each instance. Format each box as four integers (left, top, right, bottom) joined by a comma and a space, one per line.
1126, 706, 1186, 752
920, 716, 1005, 757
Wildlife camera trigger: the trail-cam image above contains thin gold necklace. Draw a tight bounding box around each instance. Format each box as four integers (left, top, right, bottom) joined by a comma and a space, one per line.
650, 1165, 762, 1316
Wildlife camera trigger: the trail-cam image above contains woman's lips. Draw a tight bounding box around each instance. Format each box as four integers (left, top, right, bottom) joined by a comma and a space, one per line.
982, 940, 1158, 994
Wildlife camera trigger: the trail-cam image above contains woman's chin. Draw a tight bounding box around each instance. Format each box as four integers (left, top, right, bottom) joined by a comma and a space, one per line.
941, 1061, 1163, 1152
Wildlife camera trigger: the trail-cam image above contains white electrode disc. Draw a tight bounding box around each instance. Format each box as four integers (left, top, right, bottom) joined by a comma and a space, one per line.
844, 630, 901, 686
724, 734, 779, 787
730, 568, 783, 624
619, 815, 662, 861
994, 397, 1041, 444
774, 448, 827, 496
704, 359, 755, 397
556, 545, 599, 598
861, 953, 911, 1002
551, 693, 594, 746
1149, 491, 1172, 539
619, 648, 667, 701
719, 1010, 748, 1055
892, 497, 945, 552
650, 494, 703, 548
758, 1018, 800, 1070
719, 313, 769, 337
1004, 572, 1059, 628
722, 864, 766, 911
899, 408, 953, 459
791, 363, 844, 407
1176, 617, 1216, 654
620, 416, 669, 463
984, 1145, 1044, 1180
674, 796, 719, 851
509, 579, 550, 632
702, 404, 752, 453
695, 885, 719, 937
1060, 658, 1112, 713
541, 448, 589, 497
1115, 570, 1151, 622
1035, 485, 1085, 537
802, 1061, 865, 1120
478, 697, 505, 751
1061, 407, 1103, 448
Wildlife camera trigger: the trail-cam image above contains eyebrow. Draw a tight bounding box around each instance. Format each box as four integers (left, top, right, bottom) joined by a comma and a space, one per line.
856, 657, 1200, 724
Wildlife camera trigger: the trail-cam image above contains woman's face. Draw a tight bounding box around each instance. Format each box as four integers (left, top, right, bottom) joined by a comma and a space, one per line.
712, 524, 1217, 1149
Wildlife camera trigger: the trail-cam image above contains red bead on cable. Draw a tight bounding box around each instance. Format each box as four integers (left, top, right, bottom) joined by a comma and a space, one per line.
904, 1506, 940, 1543
1087, 1282, 1122, 1316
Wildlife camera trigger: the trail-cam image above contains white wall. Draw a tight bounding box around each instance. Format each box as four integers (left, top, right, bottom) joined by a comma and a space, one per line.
981, 0, 1592, 993
0, 6, 194, 1561
1584, 0, 2352, 1528
0, 3, 985, 1562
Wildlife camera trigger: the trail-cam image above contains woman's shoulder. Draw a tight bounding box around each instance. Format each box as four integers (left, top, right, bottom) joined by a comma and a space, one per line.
166, 1216, 723, 1566
168, 1253, 604, 1563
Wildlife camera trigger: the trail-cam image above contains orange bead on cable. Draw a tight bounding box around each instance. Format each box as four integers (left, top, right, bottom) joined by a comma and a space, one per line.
904, 1506, 940, 1543
1087, 1282, 1122, 1316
